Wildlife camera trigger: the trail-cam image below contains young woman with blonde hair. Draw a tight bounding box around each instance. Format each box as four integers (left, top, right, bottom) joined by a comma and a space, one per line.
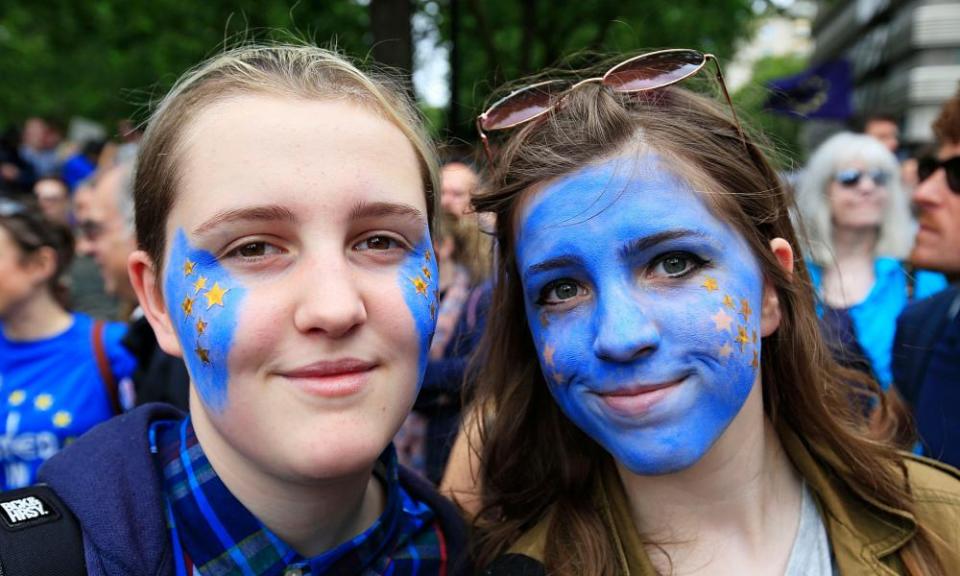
1, 44, 468, 576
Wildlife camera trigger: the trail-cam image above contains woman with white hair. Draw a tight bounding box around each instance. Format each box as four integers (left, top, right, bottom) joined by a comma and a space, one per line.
796, 131, 946, 388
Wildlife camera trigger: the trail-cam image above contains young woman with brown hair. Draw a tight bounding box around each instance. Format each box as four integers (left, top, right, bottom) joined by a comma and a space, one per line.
468, 50, 960, 575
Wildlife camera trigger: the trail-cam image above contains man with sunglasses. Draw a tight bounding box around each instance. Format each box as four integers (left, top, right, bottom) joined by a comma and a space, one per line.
893, 86, 960, 468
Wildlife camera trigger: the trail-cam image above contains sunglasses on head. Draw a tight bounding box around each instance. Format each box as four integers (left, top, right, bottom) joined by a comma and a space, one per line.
834, 168, 891, 188
917, 155, 960, 194
475, 49, 744, 164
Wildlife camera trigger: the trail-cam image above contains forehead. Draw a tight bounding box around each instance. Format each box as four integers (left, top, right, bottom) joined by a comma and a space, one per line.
169, 94, 425, 229
516, 154, 728, 246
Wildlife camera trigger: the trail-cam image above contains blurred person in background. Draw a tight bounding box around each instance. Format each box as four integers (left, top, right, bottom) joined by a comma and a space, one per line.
76, 164, 138, 306
0, 198, 134, 490
396, 210, 491, 483
796, 132, 946, 389
862, 113, 900, 155
61, 140, 104, 191
1, 126, 36, 197
32, 176, 70, 226
440, 161, 479, 218
67, 179, 120, 320
893, 85, 960, 468
18, 117, 63, 178
76, 161, 190, 409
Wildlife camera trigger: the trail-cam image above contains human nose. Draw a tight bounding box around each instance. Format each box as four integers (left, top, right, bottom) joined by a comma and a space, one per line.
913, 169, 943, 208
75, 233, 93, 257
592, 283, 660, 362
292, 253, 367, 338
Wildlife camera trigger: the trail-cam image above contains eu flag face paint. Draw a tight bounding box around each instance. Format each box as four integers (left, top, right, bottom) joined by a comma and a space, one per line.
516, 154, 763, 475
164, 228, 246, 411
398, 230, 439, 387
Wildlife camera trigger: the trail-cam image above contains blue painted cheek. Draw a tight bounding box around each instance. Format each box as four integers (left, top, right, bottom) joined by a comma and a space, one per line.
164, 229, 246, 412
397, 231, 439, 389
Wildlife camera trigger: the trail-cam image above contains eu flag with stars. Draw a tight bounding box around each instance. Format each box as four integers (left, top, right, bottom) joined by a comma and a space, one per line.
764, 60, 852, 120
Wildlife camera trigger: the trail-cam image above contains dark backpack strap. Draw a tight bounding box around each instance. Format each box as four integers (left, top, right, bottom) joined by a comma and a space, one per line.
92, 320, 122, 415
0, 484, 87, 576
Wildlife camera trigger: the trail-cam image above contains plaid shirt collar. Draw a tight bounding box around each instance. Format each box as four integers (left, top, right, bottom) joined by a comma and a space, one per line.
152, 417, 444, 576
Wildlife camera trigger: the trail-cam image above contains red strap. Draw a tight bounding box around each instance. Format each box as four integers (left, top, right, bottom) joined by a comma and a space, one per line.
91, 320, 122, 415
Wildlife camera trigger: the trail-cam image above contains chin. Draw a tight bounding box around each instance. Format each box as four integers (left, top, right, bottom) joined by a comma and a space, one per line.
284, 430, 395, 481
617, 446, 705, 476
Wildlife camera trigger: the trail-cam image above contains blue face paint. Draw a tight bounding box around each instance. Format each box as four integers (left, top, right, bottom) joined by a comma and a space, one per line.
516, 154, 764, 475
164, 229, 246, 411
398, 229, 439, 389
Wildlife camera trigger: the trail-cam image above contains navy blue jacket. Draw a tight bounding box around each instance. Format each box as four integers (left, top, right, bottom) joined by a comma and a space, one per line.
893, 286, 960, 467
38, 404, 469, 576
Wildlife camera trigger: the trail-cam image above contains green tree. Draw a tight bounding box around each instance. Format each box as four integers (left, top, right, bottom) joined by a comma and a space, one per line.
433, 0, 757, 140
0, 0, 369, 128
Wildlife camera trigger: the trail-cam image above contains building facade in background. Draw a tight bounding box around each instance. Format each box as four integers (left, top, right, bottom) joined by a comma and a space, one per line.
813, 0, 960, 147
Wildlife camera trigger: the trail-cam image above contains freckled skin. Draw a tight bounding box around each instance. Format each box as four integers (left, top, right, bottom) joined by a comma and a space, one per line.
515, 154, 764, 475
164, 229, 246, 411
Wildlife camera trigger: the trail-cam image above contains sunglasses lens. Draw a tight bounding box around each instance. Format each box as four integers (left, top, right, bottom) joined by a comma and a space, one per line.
869, 170, 890, 186
481, 81, 568, 131
917, 157, 937, 183
836, 169, 862, 187
603, 50, 705, 92
944, 157, 960, 193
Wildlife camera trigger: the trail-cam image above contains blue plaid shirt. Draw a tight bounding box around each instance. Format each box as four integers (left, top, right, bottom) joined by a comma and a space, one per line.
151, 418, 450, 576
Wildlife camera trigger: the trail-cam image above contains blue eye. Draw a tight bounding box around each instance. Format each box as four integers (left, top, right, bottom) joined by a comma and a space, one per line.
539, 280, 587, 305
649, 252, 707, 278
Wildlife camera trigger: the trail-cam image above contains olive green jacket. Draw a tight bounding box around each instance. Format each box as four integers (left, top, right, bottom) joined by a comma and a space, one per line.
502, 426, 960, 575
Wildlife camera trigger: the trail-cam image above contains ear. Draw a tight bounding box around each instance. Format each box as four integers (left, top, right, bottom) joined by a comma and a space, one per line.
760, 238, 794, 338
24, 246, 58, 285
128, 250, 183, 358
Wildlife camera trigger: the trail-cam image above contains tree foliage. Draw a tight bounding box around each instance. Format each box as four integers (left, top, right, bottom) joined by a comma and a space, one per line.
0, 0, 761, 144
0, 0, 369, 128
432, 0, 757, 139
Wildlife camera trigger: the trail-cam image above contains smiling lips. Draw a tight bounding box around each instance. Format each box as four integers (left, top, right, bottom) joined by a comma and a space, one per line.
597, 377, 685, 416
279, 358, 377, 398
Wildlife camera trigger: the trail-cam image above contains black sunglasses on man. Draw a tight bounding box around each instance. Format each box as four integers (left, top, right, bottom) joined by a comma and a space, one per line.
917, 155, 960, 194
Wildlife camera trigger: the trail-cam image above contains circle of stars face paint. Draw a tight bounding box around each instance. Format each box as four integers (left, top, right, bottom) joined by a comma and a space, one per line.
515, 154, 766, 476
163, 230, 246, 411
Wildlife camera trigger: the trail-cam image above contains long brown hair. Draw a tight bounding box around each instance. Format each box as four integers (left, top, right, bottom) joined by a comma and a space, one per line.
470, 79, 944, 574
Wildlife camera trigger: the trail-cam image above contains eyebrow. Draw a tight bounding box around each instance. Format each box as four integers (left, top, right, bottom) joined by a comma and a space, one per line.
349, 201, 426, 226
617, 229, 708, 259
524, 255, 584, 281
193, 205, 298, 236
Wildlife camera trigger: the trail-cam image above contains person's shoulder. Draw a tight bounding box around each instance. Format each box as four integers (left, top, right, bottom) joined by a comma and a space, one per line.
478, 515, 552, 576
903, 453, 960, 497
902, 453, 960, 547
899, 285, 959, 326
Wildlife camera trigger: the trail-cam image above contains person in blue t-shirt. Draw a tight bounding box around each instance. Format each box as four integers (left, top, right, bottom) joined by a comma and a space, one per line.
796, 132, 947, 388
0, 198, 135, 490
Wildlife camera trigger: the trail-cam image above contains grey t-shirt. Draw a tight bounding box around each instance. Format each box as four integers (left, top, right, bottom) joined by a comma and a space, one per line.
784, 482, 836, 576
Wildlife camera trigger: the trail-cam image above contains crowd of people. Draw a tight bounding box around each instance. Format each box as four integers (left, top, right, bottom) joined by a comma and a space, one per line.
0, 43, 958, 574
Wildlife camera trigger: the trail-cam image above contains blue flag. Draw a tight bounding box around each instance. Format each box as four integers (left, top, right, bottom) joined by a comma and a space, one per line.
764, 60, 852, 120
